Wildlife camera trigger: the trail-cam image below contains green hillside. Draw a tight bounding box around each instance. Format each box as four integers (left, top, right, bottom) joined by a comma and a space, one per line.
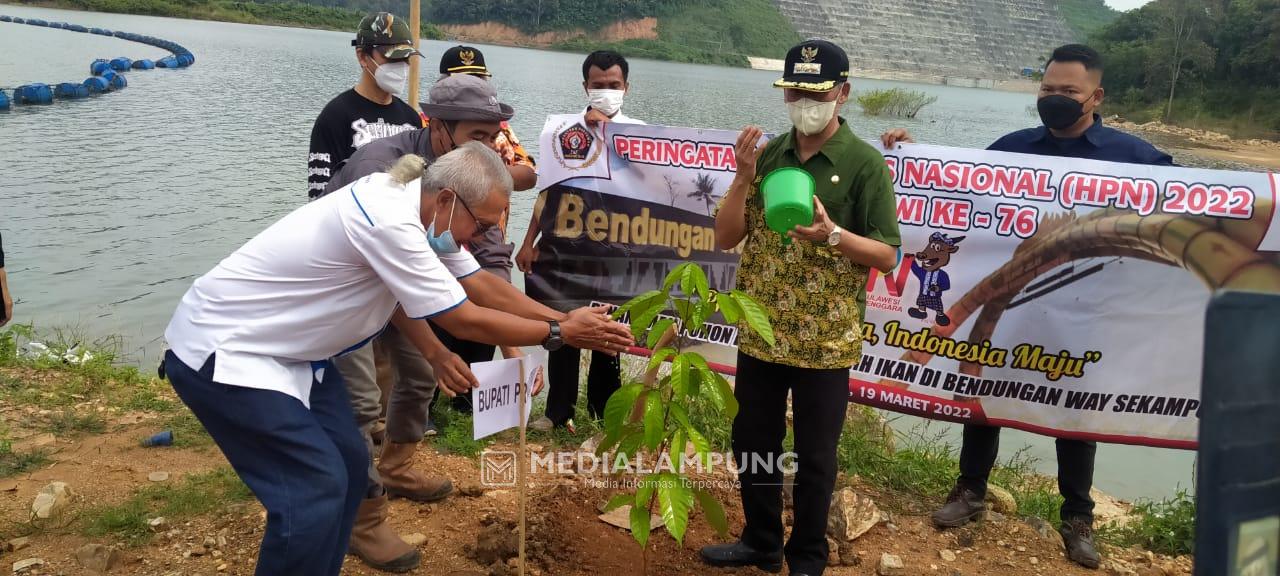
1056, 0, 1120, 39
428, 0, 798, 67
19, 0, 446, 37
555, 0, 798, 67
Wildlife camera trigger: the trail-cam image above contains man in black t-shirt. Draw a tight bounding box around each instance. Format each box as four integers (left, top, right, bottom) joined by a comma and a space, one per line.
307, 12, 425, 199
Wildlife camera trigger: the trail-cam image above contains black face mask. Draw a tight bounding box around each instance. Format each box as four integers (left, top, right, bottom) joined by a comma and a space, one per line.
1037, 94, 1089, 131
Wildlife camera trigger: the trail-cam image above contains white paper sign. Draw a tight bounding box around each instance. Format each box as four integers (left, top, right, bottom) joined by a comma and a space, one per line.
472, 352, 545, 440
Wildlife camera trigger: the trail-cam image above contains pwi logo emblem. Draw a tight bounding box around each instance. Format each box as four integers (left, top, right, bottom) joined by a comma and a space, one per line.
552, 120, 604, 171
558, 123, 593, 161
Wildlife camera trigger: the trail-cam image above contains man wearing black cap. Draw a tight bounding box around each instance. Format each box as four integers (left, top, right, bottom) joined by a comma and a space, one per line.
702, 39, 900, 576
324, 74, 531, 573
307, 12, 425, 199
437, 45, 537, 191
879, 44, 1173, 570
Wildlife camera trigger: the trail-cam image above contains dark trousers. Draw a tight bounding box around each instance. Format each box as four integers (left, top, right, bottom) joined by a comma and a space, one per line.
544, 345, 620, 425
733, 352, 850, 576
431, 321, 497, 414
958, 424, 1097, 522
165, 352, 367, 576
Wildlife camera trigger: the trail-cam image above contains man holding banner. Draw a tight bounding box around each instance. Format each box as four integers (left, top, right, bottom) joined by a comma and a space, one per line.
700, 39, 901, 576
525, 50, 644, 433
882, 43, 1174, 569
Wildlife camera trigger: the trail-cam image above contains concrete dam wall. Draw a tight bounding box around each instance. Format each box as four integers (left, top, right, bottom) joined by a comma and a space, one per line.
772, 0, 1078, 81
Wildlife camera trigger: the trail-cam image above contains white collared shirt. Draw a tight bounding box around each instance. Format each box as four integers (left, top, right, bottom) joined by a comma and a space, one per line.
165, 173, 480, 406
584, 106, 646, 125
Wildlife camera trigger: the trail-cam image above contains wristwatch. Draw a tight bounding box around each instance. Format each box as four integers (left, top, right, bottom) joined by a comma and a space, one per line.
827, 225, 843, 247
542, 320, 565, 351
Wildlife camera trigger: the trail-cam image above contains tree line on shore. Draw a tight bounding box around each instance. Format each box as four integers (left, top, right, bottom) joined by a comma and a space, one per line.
1090, 0, 1280, 138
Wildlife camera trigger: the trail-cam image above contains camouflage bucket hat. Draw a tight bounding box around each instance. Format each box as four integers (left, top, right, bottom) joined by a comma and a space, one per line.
353, 12, 421, 60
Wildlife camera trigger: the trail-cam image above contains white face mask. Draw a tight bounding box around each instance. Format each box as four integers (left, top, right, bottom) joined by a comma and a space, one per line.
587, 89, 626, 117
370, 60, 409, 97
787, 97, 838, 136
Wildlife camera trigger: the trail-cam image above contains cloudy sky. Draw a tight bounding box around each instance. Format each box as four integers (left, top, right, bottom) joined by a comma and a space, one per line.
1105, 0, 1154, 9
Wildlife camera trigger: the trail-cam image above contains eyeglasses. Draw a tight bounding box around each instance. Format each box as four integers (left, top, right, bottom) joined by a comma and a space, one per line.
451, 192, 498, 235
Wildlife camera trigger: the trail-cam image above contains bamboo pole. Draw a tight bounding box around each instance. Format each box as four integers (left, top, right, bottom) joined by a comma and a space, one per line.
517, 357, 528, 576
407, 0, 421, 110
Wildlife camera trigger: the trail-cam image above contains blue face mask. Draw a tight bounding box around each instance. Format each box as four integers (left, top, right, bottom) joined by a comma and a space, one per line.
426, 193, 461, 254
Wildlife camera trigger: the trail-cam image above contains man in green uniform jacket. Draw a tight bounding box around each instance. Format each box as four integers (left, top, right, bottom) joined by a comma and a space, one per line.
701, 39, 901, 576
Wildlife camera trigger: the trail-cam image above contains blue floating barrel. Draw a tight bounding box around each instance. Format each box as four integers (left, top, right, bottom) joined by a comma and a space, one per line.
156, 56, 178, 68
175, 53, 193, 67
11, 17, 24, 24
83, 76, 110, 93
48, 22, 64, 29
67, 23, 86, 32
131, 59, 155, 70
14, 84, 54, 105
99, 68, 118, 82
109, 57, 132, 71
109, 74, 126, 90
0, 15, 11, 22
0, 90, 9, 111
54, 82, 90, 99
89, 27, 109, 35
91, 59, 111, 75
28, 18, 48, 26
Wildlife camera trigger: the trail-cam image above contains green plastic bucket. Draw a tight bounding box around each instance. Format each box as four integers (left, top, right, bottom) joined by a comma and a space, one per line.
761, 167, 815, 245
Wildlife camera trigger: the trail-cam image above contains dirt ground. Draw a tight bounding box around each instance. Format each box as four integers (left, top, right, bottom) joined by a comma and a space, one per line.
1109, 123, 1280, 171
0, 409, 1193, 576
1167, 143, 1280, 171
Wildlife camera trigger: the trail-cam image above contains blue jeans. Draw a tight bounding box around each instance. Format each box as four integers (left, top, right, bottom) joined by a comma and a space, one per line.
165, 351, 368, 576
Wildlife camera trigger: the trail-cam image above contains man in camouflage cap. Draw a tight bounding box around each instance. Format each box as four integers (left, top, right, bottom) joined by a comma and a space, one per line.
352, 12, 422, 60
307, 12, 424, 199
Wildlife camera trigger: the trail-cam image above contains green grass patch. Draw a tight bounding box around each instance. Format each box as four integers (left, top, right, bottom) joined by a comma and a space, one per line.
0, 325, 179, 413
45, 410, 107, 437
429, 406, 487, 457
836, 414, 1062, 524
0, 442, 49, 478
161, 410, 214, 449
120, 387, 178, 413
81, 467, 252, 546
1100, 490, 1196, 556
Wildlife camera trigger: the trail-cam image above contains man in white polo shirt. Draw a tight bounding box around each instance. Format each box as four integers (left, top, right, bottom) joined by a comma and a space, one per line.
163, 142, 631, 576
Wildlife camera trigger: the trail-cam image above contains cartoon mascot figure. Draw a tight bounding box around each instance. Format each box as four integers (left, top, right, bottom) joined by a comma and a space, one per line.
908, 232, 964, 326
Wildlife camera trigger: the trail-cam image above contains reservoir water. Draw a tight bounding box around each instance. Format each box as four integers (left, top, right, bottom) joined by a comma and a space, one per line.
0, 5, 1195, 501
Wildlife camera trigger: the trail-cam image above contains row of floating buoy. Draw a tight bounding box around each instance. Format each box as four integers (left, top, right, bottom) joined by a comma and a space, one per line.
0, 14, 195, 110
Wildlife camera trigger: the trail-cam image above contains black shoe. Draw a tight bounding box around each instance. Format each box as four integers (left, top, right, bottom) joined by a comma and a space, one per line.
931, 484, 985, 528
1060, 517, 1102, 569
936, 312, 951, 326
908, 307, 927, 319
699, 540, 783, 573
